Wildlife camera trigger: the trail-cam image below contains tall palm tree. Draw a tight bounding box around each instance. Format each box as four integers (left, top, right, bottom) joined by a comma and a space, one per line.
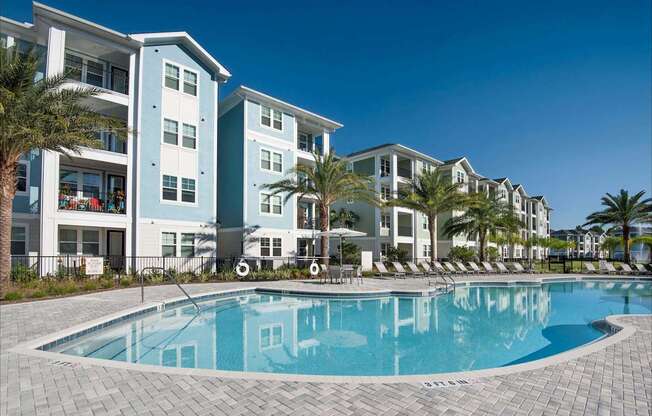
0, 49, 127, 295
599, 236, 623, 259
385, 168, 467, 264
330, 207, 360, 229
444, 192, 524, 262
263, 152, 377, 263
584, 190, 652, 263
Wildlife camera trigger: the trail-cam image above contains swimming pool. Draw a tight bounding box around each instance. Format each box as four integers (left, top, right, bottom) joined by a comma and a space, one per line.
51, 280, 651, 376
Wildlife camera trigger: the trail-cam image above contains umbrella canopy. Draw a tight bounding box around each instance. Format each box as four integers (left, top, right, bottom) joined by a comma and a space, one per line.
315, 228, 366, 238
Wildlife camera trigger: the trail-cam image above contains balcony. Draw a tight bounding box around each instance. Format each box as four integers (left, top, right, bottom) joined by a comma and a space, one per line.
64, 52, 129, 95
297, 215, 319, 230
58, 190, 126, 215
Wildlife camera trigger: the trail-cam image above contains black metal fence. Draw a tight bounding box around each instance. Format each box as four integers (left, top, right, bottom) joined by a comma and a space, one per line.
9, 255, 327, 281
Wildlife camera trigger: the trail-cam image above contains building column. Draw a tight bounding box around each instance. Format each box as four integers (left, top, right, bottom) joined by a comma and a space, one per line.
125, 51, 137, 261
390, 153, 398, 247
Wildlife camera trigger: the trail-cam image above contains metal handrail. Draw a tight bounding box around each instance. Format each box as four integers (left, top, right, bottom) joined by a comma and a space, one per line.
139, 267, 200, 312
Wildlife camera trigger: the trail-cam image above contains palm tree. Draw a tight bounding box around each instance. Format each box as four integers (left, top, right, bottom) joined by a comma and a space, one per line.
263, 152, 377, 264
584, 190, 652, 263
443, 192, 524, 262
0, 49, 127, 295
330, 207, 360, 229
599, 236, 623, 259
385, 168, 467, 263
630, 236, 652, 262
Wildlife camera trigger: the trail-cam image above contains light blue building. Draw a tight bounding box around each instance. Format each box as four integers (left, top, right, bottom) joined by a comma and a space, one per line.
217, 86, 342, 259
3, 2, 230, 270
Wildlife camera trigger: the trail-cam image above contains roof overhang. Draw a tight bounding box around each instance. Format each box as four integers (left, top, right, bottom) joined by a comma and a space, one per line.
129, 32, 231, 81
345, 144, 442, 165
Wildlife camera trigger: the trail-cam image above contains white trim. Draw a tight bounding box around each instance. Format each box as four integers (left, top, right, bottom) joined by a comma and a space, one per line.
258, 191, 283, 217
10, 222, 29, 256
212, 79, 218, 222
56, 225, 103, 256
258, 103, 284, 133
159, 230, 198, 257
259, 148, 283, 175
161, 59, 200, 100
15, 159, 30, 196
138, 218, 212, 227
159, 174, 198, 207
242, 102, 248, 225
247, 130, 294, 151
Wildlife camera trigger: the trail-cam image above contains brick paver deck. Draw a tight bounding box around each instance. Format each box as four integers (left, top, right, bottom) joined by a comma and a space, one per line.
1, 276, 651, 415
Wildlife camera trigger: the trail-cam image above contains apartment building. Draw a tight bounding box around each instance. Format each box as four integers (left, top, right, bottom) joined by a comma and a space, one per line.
216, 86, 342, 260
4, 3, 230, 268
340, 144, 552, 261
550, 228, 606, 258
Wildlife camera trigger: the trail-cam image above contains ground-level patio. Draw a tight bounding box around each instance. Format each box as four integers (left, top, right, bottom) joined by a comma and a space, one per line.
1, 275, 651, 415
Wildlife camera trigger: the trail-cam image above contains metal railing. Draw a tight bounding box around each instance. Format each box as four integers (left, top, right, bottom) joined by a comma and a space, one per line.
140, 267, 199, 310
64, 55, 129, 94
58, 190, 126, 214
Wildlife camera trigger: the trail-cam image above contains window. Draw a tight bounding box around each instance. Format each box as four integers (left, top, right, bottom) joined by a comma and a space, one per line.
162, 175, 178, 201
59, 170, 79, 195
182, 124, 196, 149
260, 105, 282, 130
422, 216, 428, 230
181, 178, 196, 203
298, 132, 312, 152
272, 238, 282, 257
16, 162, 27, 193
82, 173, 101, 198
260, 193, 282, 214
381, 214, 391, 229
380, 243, 390, 258
163, 119, 178, 145
165, 63, 179, 90
380, 158, 391, 177
183, 70, 197, 96
11, 226, 26, 255
381, 185, 391, 201
260, 237, 270, 256
180, 233, 195, 257
64, 53, 83, 82
82, 230, 99, 255
162, 232, 177, 257
456, 171, 465, 184
261, 149, 282, 173
59, 229, 77, 254
85, 59, 104, 88
423, 244, 431, 258
260, 324, 282, 349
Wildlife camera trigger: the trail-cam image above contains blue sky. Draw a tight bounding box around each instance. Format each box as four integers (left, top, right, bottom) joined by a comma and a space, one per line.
5, 0, 651, 229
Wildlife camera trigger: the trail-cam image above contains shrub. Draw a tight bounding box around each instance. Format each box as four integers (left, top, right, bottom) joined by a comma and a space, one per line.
4, 291, 23, 301
11, 264, 38, 283
83, 280, 99, 291
486, 247, 500, 261
100, 278, 114, 289
120, 276, 134, 287
29, 290, 46, 298
448, 246, 477, 262
386, 246, 409, 263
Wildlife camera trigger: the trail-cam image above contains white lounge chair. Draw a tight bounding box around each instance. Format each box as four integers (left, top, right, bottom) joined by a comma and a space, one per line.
584, 262, 598, 274
619, 264, 635, 275
468, 261, 485, 274
602, 262, 620, 275
433, 261, 451, 275
455, 262, 478, 275
481, 262, 499, 274
392, 262, 410, 277
443, 261, 464, 275
419, 261, 440, 277
406, 262, 425, 277
495, 262, 515, 274
633, 263, 651, 275
374, 262, 404, 279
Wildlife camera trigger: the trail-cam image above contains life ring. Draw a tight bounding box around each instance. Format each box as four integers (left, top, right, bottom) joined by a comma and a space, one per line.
309, 262, 320, 276
235, 262, 250, 277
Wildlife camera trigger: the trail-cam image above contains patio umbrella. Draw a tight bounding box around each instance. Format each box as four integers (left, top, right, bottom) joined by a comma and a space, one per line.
315, 228, 367, 279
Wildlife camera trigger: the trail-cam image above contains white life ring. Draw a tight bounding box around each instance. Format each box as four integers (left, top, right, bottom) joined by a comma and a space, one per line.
235, 262, 250, 277
309, 262, 320, 276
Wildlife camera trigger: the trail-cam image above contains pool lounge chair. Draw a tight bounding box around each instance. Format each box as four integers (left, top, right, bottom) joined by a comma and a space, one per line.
406, 262, 425, 277
433, 261, 451, 276
495, 262, 515, 274
481, 262, 500, 274
602, 262, 621, 275
419, 261, 440, 277
633, 264, 651, 275
467, 261, 486, 274
583, 262, 598, 274
619, 264, 636, 275
374, 262, 405, 279
392, 262, 411, 278
443, 261, 464, 275
455, 262, 478, 275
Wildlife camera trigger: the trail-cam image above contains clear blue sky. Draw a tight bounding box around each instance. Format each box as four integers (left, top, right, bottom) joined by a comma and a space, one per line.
5, 0, 651, 229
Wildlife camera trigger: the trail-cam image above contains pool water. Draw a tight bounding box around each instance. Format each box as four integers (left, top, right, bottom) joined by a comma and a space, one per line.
54, 281, 652, 376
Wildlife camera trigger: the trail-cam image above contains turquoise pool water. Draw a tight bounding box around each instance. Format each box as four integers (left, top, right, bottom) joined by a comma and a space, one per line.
54, 281, 652, 376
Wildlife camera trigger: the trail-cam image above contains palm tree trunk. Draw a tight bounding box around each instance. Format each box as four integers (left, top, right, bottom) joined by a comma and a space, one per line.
319, 204, 329, 265
478, 233, 485, 262
622, 225, 630, 263
0, 163, 17, 298
428, 215, 436, 264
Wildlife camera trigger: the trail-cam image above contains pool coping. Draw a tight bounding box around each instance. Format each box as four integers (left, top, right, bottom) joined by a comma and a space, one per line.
8, 275, 652, 385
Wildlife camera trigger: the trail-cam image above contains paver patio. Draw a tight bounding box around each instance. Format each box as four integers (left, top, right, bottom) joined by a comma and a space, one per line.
1, 275, 651, 415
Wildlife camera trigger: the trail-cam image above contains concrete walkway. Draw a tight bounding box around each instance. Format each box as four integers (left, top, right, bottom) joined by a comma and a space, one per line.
1, 275, 651, 415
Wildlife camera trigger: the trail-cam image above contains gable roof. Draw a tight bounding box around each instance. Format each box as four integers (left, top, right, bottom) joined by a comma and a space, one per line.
346, 143, 443, 165
441, 156, 477, 175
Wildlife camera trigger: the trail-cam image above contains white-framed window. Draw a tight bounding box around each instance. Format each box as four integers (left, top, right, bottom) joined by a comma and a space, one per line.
64, 51, 104, 88
164, 63, 180, 90
162, 232, 177, 257
423, 244, 431, 258
260, 105, 283, 130
456, 171, 465, 184
272, 238, 282, 256
260, 324, 283, 350
422, 216, 428, 230
182, 123, 197, 149
16, 161, 28, 193
183, 69, 197, 96
58, 228, 77, 254
162, 175, 178, 201
260, 149, 282, 173
380, 157, 391, 177
381, 185, 391, 201
10, 225, 27, 255
82, 230, 100, 255
181, 178, 196, 203
298, 132, 313, 152
381, 214, 391, 229
380, 243, 390, 258
180, 233, 195, 257
260, 193, 282, 215
260, 237, 270, 256
163, 119, 178, 145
